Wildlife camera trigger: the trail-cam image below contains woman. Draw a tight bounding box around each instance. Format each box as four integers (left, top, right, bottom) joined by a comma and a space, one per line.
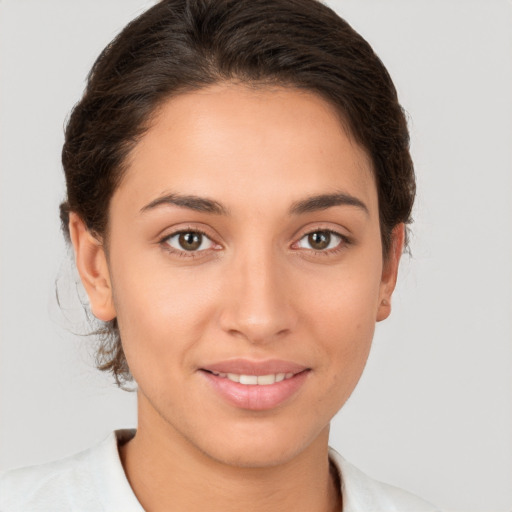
0, 0, 438, 510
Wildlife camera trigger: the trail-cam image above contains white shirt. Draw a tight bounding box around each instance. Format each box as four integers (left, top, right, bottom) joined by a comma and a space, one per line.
0, 429, 439, 511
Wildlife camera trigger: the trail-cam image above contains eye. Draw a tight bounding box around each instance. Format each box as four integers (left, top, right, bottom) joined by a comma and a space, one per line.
164, 231, 214, 252
296, 230, 344, 251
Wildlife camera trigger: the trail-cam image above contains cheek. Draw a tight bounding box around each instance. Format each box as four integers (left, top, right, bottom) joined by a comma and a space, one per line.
311, 286, 377, 370
297, 260, 382, 397
301, 257, 382, 341
109, 255, 220, 379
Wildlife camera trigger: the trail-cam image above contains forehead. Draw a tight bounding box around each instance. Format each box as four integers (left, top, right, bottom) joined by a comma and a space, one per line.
116, 83, 377, 216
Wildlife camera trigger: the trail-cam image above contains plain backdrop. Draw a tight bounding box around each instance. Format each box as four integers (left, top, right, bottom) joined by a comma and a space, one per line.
0, 1, 511, 511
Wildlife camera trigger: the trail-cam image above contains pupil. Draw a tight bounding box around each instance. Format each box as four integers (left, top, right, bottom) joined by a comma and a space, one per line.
179, 232, 202, 250
308, 231, 330, 250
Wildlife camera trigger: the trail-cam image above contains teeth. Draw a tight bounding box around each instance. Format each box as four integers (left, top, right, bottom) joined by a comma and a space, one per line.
211, 372, 297, 385
239, 375, 258, 385
256, 374, 276, 385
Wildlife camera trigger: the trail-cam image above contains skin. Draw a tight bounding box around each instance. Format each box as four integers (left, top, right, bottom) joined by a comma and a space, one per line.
70, 83, 404, 512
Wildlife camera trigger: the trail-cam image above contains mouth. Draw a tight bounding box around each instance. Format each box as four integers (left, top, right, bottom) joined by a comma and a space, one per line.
202, 370, 299, 386
199, 359, 311, 410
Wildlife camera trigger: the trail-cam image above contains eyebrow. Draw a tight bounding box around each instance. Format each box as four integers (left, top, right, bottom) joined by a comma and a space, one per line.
140, 193, 229, 215
290, 192, 369, 215
140, 191, 368, 217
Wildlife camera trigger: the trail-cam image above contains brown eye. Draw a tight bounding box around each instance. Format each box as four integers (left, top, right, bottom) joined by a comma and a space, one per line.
165, 231, 213, 252
308, 231, 331, 250
179, 232, 202, 250
296, 230, 343, 251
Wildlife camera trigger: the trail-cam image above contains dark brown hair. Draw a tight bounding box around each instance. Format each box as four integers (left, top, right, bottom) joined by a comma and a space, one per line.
60, 0, 415, 388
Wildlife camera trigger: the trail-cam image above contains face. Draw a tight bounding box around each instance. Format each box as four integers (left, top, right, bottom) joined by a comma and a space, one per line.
72, 83, 402, 468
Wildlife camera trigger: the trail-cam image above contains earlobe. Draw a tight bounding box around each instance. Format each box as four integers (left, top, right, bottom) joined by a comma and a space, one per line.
376, 224, 405, 322
68, 212, 116, 322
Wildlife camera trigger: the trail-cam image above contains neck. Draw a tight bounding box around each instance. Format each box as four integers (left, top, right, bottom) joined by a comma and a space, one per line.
119, 392, 341, 512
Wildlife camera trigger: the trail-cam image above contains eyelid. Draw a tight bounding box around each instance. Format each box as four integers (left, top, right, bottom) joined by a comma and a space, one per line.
291, 226, 351, 253
156, 223, 351, 258
292, 223, 351, 242
165, 230, 214, 251
158, 225, 222, 257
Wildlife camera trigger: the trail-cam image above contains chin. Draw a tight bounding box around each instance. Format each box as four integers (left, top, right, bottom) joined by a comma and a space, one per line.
188, 417, 329, 469
203, 439, 306, 469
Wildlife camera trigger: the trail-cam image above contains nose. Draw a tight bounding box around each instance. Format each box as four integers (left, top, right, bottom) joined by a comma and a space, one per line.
218, 247, 297, 345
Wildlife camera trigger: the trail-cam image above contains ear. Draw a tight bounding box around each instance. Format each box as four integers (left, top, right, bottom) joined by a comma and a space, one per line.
68, 212, 116, 322
376, 224, 405, 322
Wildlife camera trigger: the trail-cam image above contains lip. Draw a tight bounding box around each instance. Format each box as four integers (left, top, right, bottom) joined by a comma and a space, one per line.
201, 358, 308, 376
199, 359, 310, 411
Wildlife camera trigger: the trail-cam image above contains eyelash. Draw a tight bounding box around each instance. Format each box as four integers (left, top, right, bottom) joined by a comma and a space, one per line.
294, 229, 350, 256
159, 228, 350, 258
160, 228, 216, 259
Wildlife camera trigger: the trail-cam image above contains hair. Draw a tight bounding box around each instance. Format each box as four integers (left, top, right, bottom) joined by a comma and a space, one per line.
60, 0, 415, 388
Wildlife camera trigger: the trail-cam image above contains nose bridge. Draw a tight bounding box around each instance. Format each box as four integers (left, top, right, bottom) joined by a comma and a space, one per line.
220, 239, 294, 343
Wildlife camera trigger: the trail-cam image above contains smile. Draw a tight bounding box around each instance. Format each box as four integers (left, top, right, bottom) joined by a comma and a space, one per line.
208, 371, 296, 385
199, 360, 310, 410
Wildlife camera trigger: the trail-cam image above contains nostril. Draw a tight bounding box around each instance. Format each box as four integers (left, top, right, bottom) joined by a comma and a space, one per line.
218, 279, 298, 344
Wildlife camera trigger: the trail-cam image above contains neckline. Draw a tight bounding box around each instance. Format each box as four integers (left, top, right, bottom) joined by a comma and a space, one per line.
112, 429, 343, 511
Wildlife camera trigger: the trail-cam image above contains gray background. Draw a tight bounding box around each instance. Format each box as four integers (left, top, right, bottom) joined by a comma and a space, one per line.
1, 1, 511, 511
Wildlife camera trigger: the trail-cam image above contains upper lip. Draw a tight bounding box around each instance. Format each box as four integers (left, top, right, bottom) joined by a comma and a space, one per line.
200, 359, 309, 376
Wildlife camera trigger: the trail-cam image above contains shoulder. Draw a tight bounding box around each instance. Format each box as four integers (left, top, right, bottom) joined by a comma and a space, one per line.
329, 448, 441, 512
0, 444, 101, 511
0, 429, 141, 512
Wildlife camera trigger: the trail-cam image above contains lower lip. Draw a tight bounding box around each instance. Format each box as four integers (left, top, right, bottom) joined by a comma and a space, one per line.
201, 370, 310, 411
